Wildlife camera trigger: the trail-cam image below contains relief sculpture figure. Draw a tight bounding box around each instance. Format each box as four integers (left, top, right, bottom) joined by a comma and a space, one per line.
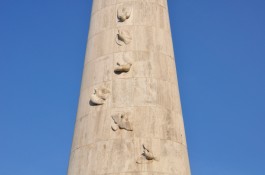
90, 87, 110, 105
114, 62, 132, 74
111, 112, 133, 131
117, 6, 132, 22
67, 1, 191, 174
116, 29, 132, 46
136, 144, 159, 164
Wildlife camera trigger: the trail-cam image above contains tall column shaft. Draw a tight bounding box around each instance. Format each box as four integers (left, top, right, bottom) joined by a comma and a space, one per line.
68, 0, 191, 174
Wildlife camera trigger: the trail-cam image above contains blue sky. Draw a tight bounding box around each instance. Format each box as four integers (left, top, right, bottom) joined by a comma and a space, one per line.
0, 0, 265, 174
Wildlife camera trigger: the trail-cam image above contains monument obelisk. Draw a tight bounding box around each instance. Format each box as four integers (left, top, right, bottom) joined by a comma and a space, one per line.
68, 0, 191, 174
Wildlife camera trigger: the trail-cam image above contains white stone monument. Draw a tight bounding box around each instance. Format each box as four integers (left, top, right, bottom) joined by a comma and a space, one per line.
68, 0, 191, 174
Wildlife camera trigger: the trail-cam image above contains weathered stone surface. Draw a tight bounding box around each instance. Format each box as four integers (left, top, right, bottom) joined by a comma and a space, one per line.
114, 62, 132, 74
116, 29, 132, 46
111, 112, 133, 131
117, 6, 132, 22
136, 144, 159, 164
90, 87, 111, 105
68, 0, 190, 174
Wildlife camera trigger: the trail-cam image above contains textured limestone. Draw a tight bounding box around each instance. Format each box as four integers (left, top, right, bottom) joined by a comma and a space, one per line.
136, 144, 159, 164
111, 112, 133, 131
117, 6, 132, 22
68, 0, 191, 174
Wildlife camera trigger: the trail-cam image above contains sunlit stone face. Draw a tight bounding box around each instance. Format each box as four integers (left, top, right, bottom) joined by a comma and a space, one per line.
68, 0, 190, 174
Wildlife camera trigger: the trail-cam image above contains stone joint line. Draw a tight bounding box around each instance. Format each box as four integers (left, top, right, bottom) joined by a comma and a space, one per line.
68, 1, 190, 174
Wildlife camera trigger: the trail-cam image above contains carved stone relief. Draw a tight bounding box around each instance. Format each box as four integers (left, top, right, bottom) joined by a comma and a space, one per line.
117, 6, 132, 22
111, 112, 133, 131
136, 144, 159, 164
116, 29, 132, 46
90, 87, 111, 105
114, 62, 132, 74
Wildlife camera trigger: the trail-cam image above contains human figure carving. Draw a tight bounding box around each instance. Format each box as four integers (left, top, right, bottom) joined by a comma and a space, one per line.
90, 87, 110, 105
116, 29, 132, 46
136, 144, 159, 164
117, 6, 131, 22
114, 62, 132, 74
111, 112, 133, 131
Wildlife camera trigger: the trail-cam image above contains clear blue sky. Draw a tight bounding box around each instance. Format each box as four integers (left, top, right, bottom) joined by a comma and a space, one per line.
0, 0, 265, 174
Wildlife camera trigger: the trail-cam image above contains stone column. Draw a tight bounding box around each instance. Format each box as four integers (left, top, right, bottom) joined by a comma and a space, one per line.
68, 0, 191, 174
